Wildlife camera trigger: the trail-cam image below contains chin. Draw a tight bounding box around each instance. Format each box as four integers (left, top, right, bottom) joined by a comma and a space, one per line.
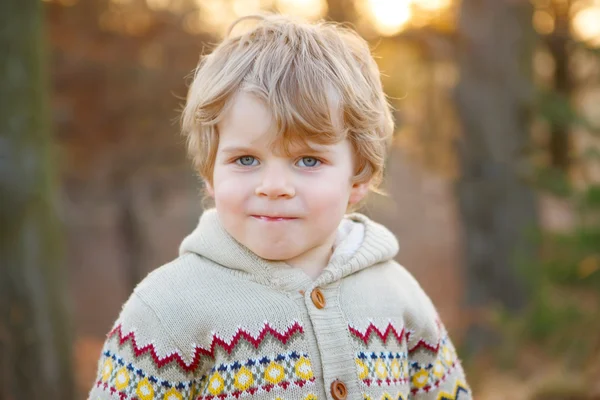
249, 244, 301, 262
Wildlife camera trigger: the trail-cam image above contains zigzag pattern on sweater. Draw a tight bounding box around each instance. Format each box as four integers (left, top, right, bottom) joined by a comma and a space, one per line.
436, 381, 470, 400
107, 320, 304, 373
348, 321, 443, 353
94, 350, 201, 400
409, 360, 459, 395
200, 351, 317, 399
355, 351, 410, 387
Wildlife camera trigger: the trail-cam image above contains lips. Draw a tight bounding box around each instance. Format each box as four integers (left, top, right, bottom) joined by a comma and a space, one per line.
251, 215, 298, 222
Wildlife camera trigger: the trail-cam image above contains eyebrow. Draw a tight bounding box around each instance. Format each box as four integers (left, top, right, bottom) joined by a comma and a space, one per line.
219, 146, 257, 154
300, 144, 331, 154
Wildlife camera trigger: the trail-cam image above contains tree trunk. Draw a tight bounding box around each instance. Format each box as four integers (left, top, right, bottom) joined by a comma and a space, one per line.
454, 0, 539, 351
117, 183, 144, 293
0, 1, 74, 399
546, 1, 572, 170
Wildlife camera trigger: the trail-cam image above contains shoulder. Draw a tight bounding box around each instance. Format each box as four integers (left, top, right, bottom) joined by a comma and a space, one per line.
110, 253, 238, 342
348, 260, 435, 304
132, 253, 239, 306
117, 253, 297, 346
89, 256, 220, 398
136, 253, 216, 289
343, 260, 439, 326
103, 254, 242, 367
108, 253, 220, 333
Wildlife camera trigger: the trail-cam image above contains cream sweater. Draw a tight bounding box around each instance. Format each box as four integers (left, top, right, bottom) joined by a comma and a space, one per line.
89, 209, 471, 400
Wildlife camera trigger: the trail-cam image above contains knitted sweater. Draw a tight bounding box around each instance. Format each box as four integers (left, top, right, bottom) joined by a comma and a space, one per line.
89, 209, 471, 400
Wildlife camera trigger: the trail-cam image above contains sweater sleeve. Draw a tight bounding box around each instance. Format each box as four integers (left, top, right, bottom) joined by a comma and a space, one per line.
87, 293, 203, 400
399, 267, 472, 400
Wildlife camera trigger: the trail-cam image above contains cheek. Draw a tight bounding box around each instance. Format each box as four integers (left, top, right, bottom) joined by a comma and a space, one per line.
212, 169, 252, 206
300, 172, 352, 209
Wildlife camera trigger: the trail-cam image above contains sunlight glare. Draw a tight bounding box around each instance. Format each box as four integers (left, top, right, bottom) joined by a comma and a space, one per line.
276, 0, 327, 20
413, 0, 450, 11
532, 10, 555, 35
572, 6, 600, 47
233, 0, 262, 17
183, 0, 231, 35
367, 0, 412, 36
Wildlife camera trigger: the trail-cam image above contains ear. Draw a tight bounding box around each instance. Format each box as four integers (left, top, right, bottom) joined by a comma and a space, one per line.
348, 180, 369, 205
204, 179, 215, 197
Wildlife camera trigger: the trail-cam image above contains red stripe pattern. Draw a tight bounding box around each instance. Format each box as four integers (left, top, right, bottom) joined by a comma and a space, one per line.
348, 321, 440, 353
107, 320, 304, 373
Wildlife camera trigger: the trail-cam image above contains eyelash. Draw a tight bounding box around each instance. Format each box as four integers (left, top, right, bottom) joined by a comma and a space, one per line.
235, 156, 259, 167
234, 156, 322, 168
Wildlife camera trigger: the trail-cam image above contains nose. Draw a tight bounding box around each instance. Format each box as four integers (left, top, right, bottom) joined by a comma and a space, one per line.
255, 164, 295, 199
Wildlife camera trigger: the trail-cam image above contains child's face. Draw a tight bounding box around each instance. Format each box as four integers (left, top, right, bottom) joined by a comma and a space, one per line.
206, 91, 369, 263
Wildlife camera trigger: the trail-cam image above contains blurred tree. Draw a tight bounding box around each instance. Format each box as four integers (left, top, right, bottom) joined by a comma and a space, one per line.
534, 0, 600, 172
45, 0, 204, 296
0, 0, 74, 399
545, 0, 573, 170
454, 0, 539, 351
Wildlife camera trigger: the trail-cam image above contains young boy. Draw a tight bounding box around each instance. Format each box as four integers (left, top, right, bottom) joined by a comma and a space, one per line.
89, 14, 471, 400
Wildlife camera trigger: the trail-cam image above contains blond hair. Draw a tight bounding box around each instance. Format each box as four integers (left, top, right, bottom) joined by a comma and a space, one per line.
181, 14, 394, 197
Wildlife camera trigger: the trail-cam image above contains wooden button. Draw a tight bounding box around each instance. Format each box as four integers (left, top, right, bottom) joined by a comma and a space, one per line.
330, 380, 348, 400
310, 288, 326, 309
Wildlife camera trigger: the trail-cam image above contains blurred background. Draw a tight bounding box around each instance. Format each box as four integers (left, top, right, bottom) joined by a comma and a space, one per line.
1, 0, 600, 398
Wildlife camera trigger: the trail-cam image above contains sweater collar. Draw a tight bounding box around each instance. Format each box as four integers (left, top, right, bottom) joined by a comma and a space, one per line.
179, 208, 399, 291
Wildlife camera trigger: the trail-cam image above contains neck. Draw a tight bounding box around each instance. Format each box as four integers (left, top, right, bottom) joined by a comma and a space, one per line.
284, 230, 337, 280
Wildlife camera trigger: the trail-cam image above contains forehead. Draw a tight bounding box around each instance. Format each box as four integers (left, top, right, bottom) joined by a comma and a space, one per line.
217, 91, 273, 145
216, 91, 343, 154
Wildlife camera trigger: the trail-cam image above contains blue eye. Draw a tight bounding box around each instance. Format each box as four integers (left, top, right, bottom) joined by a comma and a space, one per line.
236, 156, 258, 166
297, 157, 321, 168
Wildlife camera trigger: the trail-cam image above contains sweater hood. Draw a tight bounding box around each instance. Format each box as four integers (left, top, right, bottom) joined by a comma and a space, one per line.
179, 208, 399, 291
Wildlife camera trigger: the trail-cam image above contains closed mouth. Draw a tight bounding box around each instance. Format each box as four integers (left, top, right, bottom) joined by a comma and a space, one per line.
251, 215, 298, 221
